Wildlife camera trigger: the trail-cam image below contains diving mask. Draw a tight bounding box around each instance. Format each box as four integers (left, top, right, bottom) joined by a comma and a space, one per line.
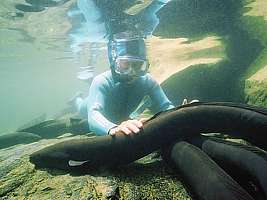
114, 56, 149, 76
108, 34, 149, 82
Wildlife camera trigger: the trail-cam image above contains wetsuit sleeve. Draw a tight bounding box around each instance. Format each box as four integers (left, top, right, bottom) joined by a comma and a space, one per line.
147, 76, 175, 113
87, 76, 117, 136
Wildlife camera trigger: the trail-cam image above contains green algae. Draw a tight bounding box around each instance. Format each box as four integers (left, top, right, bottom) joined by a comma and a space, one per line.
245, 80, 267, 107
240, 16, 267, 79
188, 45, 226, 60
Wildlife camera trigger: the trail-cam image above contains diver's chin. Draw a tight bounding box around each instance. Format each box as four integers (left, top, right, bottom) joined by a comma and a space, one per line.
125, 80, 135, 84
125, 76, 139, 84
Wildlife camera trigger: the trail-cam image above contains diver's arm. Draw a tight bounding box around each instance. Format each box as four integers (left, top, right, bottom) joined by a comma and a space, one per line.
87, 77, 117, 136
88, 76, 144, 136
89, 108, 117, 136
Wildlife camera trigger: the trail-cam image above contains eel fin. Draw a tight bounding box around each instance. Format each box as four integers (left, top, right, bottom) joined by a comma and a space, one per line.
68, 160, 89, 167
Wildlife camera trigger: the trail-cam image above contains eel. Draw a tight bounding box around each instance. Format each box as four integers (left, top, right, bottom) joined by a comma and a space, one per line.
30, 102, 267, 171
163, 135, 267, 200
187, 136, 267, 199
165, 141, 256, 200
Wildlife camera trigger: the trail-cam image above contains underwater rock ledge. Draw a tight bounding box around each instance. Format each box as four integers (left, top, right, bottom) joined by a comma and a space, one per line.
245, 80, 267, 108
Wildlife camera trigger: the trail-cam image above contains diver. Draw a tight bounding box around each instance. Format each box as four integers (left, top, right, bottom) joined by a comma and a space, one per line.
72, 32, 174, 136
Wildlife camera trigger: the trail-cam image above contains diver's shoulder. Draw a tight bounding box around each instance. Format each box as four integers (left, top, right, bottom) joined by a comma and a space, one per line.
94, 71, 111, 81
92, 70, 114, 87
144, 73, 155, 80
142, 73, 158, 84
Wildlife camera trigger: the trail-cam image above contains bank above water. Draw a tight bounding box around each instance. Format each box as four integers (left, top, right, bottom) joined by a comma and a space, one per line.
151, 0, 267, 107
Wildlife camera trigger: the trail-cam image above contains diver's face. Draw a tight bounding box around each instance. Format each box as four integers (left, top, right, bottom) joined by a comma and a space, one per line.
114, 56, 148, 84
118, 60, 142, 84
115, 58, 147, 75
124, 74, 139, 84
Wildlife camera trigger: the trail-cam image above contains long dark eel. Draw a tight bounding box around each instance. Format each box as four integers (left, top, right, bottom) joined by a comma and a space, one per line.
165, 141, 256, 200
163, 135, 267, 200
30, 102, 267, 171
188, 136, 267, 199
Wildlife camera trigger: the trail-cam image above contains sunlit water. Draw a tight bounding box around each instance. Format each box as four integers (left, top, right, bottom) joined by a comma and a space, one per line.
0, 0, 109, 133
0, 0, 168, 133
0, 0, 266, 134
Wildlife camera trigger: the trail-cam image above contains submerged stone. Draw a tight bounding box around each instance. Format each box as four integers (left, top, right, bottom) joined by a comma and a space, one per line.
25, 0, 70, 7
0, 132, 41, 150
15, 4, 45, 12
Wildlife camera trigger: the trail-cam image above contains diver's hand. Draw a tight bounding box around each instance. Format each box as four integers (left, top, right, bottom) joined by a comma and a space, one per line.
109, 120, 143, 135
139, 118, 149, 123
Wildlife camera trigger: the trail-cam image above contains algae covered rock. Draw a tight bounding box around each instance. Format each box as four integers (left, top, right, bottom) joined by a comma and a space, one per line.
245, 80, 267, 107
241, 0, 267, 107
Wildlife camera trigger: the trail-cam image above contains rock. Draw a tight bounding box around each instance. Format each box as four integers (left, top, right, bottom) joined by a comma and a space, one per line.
16, 113, 46, 131
245, 79, 267, 108
16, 119, 68, 138
16, 117, 90, 139
124, 0, 153, 15
0, 132, 41, 150
25, 0, 70, 7
15, 4, 46, 13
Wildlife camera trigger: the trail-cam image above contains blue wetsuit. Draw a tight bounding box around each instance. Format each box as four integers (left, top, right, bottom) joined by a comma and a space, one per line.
77, 70, 174, 135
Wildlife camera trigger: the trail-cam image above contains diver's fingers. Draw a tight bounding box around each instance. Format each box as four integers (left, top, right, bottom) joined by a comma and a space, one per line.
119, 125, 132, 135
182, 98, 188, 105
189, 99, 200, 103
125, 122, 140, 134
109, 129, 116, 135
130, 120, 143, 128
109, 127, 119, 135
109, 131, 116, 136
